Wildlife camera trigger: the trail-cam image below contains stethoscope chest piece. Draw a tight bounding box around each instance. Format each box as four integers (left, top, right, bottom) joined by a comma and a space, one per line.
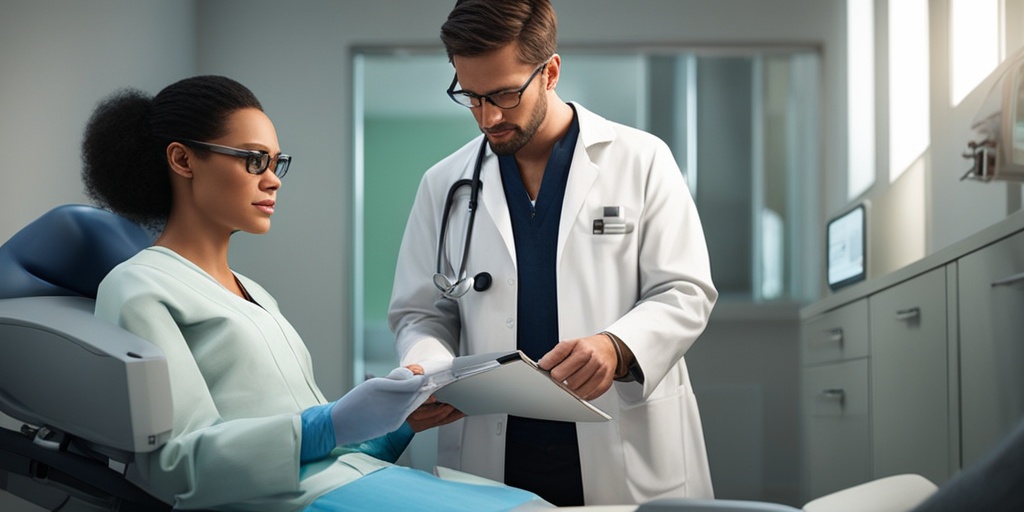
433, 273, 458, 294
472, 272, 492, 292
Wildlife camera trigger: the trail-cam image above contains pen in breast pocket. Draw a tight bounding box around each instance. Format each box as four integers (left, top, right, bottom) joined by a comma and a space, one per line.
593, 206, 633, 234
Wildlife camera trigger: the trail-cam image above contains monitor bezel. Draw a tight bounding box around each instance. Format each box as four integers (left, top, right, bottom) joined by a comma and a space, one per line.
826, 203, 867, 291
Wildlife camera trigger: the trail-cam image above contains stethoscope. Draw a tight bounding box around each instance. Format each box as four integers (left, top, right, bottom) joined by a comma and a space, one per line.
433, 137, 492, 299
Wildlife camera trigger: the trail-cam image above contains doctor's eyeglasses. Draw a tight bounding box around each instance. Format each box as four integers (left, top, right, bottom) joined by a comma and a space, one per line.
447, 59, 549, 109
180, 140, 291, 178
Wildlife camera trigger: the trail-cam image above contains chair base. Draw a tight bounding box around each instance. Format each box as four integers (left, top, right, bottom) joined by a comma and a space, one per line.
0, 425, 170, 512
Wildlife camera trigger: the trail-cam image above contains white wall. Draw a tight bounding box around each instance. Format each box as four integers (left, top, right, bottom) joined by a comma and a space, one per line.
926, 0, 1024, 252
844, 0, 1024, 282
0, 0, 196, 242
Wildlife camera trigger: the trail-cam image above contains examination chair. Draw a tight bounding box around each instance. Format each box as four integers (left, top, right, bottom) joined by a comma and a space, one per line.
0, 204, 174, 511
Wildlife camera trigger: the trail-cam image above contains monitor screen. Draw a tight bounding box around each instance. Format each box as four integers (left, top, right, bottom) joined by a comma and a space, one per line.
827, 204, 866, 290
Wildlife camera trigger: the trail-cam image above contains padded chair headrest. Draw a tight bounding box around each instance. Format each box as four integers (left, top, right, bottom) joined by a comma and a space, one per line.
0, 204, 152, 300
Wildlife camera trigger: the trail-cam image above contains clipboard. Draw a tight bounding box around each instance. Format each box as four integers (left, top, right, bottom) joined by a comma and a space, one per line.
429, 350, 611, 423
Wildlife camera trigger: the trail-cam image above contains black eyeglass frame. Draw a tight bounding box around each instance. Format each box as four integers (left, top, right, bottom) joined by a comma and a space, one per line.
446, 59, 551, 109
179, 139, 291, 178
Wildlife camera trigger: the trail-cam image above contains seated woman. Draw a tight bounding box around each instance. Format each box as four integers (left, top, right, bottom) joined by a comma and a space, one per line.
83, 75, 547, 511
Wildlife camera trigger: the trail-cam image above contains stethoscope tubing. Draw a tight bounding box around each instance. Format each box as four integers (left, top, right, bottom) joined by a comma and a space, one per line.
435, 177, 474, 277
435, 137, 488, 284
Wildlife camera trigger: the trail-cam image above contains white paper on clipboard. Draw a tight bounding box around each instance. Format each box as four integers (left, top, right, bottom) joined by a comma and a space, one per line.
427, 350, 611, 423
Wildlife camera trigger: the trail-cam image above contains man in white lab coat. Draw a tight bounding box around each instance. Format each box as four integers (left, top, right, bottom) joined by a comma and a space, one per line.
388, 0, 718, 506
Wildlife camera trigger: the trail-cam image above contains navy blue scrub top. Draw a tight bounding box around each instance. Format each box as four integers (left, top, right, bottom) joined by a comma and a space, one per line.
498, 106, 581, 445
498, 107, 580, 363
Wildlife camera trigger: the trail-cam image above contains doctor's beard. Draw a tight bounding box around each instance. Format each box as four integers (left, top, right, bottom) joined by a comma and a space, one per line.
485, 88, 547, 156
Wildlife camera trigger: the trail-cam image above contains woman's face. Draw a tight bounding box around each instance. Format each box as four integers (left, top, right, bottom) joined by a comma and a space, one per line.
188, 108, 283, 236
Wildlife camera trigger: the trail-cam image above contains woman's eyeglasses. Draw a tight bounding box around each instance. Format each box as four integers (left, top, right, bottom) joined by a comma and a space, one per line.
180, 140, 291, 178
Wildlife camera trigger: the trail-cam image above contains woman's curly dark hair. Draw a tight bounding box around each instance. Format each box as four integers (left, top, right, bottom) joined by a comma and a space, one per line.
81, 75, 263, 225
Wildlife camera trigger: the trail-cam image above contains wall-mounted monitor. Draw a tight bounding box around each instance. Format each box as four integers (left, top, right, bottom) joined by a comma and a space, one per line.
827, 203, 867, 291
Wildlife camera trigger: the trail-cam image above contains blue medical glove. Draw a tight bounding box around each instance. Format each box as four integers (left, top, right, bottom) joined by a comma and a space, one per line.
300, 405, 336, 462
300, 367, 428, 462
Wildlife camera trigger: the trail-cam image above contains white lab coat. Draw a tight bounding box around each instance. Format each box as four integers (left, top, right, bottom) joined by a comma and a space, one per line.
389, 103, 718, 505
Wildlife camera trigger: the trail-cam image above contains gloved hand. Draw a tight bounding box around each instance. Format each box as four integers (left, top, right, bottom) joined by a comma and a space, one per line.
300, 367, 429, 462
331, 367, 429, 445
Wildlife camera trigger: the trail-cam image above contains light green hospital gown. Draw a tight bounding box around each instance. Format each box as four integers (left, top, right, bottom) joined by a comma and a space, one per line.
94, 247, 394, 511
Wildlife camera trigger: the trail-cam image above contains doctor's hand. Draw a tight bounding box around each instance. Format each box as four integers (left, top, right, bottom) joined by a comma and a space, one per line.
402, 364, 465, 432
538, 334, 619, 400
407, 396, 466, 432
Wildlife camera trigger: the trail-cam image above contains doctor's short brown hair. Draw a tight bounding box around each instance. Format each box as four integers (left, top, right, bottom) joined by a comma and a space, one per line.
440, 0, 558, 66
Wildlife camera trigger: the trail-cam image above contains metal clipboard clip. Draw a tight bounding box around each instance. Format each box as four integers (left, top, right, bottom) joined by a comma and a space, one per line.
592, 206, 634, 234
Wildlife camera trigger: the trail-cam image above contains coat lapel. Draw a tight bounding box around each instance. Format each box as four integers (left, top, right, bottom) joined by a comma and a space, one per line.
556, 104, 616, 265
477, 141, 517, 266
475, 105, 618, 270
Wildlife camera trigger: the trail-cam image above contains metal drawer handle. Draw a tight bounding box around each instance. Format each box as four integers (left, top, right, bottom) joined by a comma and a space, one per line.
820, 388, 846, 404
896, 307, 920, 321
827, 328, 844, 346
991, 271, 1024, 287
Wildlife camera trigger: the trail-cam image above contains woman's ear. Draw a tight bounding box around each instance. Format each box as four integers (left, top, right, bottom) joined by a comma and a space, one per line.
166, 142, 193, 178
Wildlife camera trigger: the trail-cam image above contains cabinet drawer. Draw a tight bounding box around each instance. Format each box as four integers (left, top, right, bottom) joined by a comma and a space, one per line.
802, 359, 870, 499
801, 298, 868, 365
803, 359, 869, 418
870, 267, 950, 483
958, 230, 1024, 467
